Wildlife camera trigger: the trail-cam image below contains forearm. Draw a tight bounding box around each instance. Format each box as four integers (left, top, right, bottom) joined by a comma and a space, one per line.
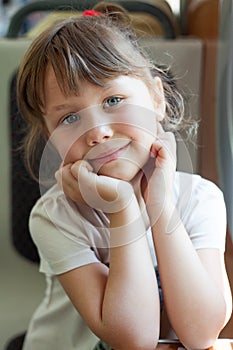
152, 205, 228, 349
101, 197, 159, 349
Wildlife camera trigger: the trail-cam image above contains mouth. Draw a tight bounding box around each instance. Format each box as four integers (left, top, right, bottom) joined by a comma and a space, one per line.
88, 143, 130, 169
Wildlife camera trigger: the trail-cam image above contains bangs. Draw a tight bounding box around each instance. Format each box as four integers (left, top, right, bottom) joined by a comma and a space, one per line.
46, 18, 150, 96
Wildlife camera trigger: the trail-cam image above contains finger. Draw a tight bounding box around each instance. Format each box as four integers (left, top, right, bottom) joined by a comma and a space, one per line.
57, 164, 78, 191
70, 160, 93, 179
152, 132, 176, 166
55, 169, 61, 184
60, 164, 85, 202
55, 163, 71, 186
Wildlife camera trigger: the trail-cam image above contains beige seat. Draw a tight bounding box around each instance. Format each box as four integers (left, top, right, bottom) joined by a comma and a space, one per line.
0, 38, 45, 350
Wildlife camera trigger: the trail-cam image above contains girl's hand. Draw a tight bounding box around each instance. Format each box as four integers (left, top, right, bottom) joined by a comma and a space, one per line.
142, 124, 177, 223
55, 163, 82, 203
55, 160, 134, 213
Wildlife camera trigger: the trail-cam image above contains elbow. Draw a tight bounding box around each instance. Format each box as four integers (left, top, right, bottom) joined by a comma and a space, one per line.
128, 332, 159, 350
178, 301, 232, 349
181, 336, 217, 350
179, 325, 223, 350
113, 337, 159, 350
105, 324, 159, 350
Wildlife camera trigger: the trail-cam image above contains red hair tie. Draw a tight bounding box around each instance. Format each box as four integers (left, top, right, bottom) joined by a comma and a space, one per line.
82, 9, 101, 17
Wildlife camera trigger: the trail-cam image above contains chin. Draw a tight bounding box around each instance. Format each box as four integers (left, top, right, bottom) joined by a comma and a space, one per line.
97, 164, 139, 182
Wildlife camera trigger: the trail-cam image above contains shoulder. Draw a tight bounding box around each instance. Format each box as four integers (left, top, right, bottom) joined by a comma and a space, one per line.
174, 171, 225, 204
29, 184, 86, 260
30, 184, 82, 226
31, 183, 72, 211
174, 172, 227, 251
29, 184, 106, 274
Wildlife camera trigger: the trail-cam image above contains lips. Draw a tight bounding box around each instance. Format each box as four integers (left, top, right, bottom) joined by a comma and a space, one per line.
88, 142, 130, 169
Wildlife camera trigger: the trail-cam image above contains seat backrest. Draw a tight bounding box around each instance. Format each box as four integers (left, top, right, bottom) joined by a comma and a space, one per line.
0, 38, 40, 263
6, 0, 178, 39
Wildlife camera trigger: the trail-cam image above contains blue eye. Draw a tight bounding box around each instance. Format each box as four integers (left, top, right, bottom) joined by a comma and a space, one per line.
104, 96, 122, 108
62, 113, 80, 125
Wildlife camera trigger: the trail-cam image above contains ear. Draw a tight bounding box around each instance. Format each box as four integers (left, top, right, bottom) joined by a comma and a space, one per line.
152, 76, 166, 121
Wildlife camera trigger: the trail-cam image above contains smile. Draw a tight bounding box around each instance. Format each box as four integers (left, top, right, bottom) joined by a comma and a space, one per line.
88, 143, 130, 168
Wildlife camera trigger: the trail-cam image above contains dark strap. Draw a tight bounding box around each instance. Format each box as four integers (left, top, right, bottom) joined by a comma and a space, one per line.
10, 73, 40, 263
4, 332, 26, 350
93, 340, 112, 350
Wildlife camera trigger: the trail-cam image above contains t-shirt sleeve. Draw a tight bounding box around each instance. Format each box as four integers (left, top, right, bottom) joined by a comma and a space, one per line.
29, 187, 101, 275
176, 173, 227, 252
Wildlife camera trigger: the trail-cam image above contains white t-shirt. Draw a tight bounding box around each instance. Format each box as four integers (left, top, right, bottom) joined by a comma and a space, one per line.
22, 172, 227, 350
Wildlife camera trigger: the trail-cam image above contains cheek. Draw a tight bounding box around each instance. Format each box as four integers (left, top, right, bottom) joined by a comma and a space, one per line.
63, 144, 82, 164
49, 129, 83, 163
119, 123, 156, 148
114, 104, 157, 137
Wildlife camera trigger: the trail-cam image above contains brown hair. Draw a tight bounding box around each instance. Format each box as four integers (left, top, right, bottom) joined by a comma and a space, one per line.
17, 2, 192, 181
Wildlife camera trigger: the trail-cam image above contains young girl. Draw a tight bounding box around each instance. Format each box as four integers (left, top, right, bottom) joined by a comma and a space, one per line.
17, 2, 232, 350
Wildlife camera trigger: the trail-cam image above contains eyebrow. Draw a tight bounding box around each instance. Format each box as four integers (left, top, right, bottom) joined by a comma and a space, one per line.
45, 103, 78, 116
51, 104, 72, 112
46, 79, 123, 114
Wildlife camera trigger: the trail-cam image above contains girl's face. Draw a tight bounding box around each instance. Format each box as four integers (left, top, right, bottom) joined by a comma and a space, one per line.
43, 66, 165, 181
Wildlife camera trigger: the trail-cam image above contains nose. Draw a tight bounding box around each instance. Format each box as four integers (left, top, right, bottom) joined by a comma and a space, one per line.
86, 125, 113, 146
